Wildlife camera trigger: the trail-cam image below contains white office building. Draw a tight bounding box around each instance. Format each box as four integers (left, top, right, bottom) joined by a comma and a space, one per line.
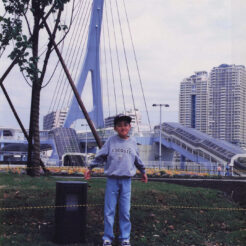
43, 109, 68, 130
104, 109, 142, 129
209, 64, 246, 148
179, 71, 209, 134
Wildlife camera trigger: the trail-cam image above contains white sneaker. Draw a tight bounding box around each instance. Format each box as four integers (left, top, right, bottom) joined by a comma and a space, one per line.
121, 240, 131, 246
103, 240, 112, 246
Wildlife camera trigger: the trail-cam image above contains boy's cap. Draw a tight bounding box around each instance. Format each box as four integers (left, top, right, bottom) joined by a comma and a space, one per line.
114, 114, 132, 126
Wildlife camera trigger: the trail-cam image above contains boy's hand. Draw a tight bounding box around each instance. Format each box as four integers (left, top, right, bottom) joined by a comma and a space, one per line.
141, 173, 148, 183
84, 169, 91, 180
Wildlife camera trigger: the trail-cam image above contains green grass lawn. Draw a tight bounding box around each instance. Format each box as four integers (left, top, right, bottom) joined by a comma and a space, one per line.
0, 173, 246, 246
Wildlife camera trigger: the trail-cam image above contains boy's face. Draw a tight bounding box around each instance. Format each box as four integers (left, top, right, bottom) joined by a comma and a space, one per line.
114, 121, 131, 139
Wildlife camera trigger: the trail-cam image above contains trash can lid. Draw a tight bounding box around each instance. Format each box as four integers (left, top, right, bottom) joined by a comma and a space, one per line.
56, 181, 87, 184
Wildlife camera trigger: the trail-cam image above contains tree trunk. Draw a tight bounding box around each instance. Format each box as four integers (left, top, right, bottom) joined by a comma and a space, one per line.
27, 0, 41, 176
27, 82, 41, 176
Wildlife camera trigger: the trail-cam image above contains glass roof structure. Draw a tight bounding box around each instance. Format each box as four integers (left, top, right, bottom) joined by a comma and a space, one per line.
160, 122, 246, 163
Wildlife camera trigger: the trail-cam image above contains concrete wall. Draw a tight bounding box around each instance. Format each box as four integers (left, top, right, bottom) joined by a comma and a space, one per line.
138, 143, 174, 162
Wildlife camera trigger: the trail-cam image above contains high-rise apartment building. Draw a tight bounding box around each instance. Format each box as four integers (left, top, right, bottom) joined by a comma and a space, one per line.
209, 64, 246, 147
179, 71, 209, 134
43, 109, 68, 130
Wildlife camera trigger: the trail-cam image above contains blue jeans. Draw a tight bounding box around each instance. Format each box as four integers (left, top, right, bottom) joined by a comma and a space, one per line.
103, 177, 131, 242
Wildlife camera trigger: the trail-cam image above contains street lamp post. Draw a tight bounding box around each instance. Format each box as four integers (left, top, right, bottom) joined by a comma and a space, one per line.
81, 124, 88, 166
152, 104, 169, 169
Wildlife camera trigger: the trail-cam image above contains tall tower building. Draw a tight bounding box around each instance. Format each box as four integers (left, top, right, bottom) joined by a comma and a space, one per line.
209, 64, 246, 147
104, 109, 142, 129
43, 109, 68, 130
179, 71, 209, 133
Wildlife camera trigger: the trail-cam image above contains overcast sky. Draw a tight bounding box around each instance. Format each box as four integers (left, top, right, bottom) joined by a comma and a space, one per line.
1, 0, 246, 129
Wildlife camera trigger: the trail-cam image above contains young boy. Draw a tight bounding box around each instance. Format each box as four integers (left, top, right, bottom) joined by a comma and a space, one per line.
84, 114, 148, 246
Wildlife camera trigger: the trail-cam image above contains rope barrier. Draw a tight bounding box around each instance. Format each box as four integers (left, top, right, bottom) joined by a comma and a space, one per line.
0, 203, 245, 212
132, 204, 246, 211
0, 203, 103, 212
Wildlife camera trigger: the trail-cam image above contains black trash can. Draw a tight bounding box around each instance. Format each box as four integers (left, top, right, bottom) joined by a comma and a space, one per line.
54, 181, 87, 244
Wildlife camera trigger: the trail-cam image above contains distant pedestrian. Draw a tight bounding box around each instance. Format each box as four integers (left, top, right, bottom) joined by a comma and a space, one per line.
217, 164, 222, 176
84, 114, 148, 246
225, 164, 230, 176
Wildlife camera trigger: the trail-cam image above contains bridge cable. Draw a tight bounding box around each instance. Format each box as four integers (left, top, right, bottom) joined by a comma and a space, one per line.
102, 21, 111, 117
53, 0, 92, 130
40, 0, 81, 57
122, 0, 152, 130
53, 0, 87, 113
63, 1, 92, 114
40, 0, 80, 58
48, 39, 66, 113
41, 0, 79, 89
54, 0, 90, 114
115, 0, 139, 132
104, 0, 118, 115
47, 0, 74, 113
48, 0, 88, 113
47, 2, 80, 113
108, 0, 126, 114
40, 0, 81, 60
